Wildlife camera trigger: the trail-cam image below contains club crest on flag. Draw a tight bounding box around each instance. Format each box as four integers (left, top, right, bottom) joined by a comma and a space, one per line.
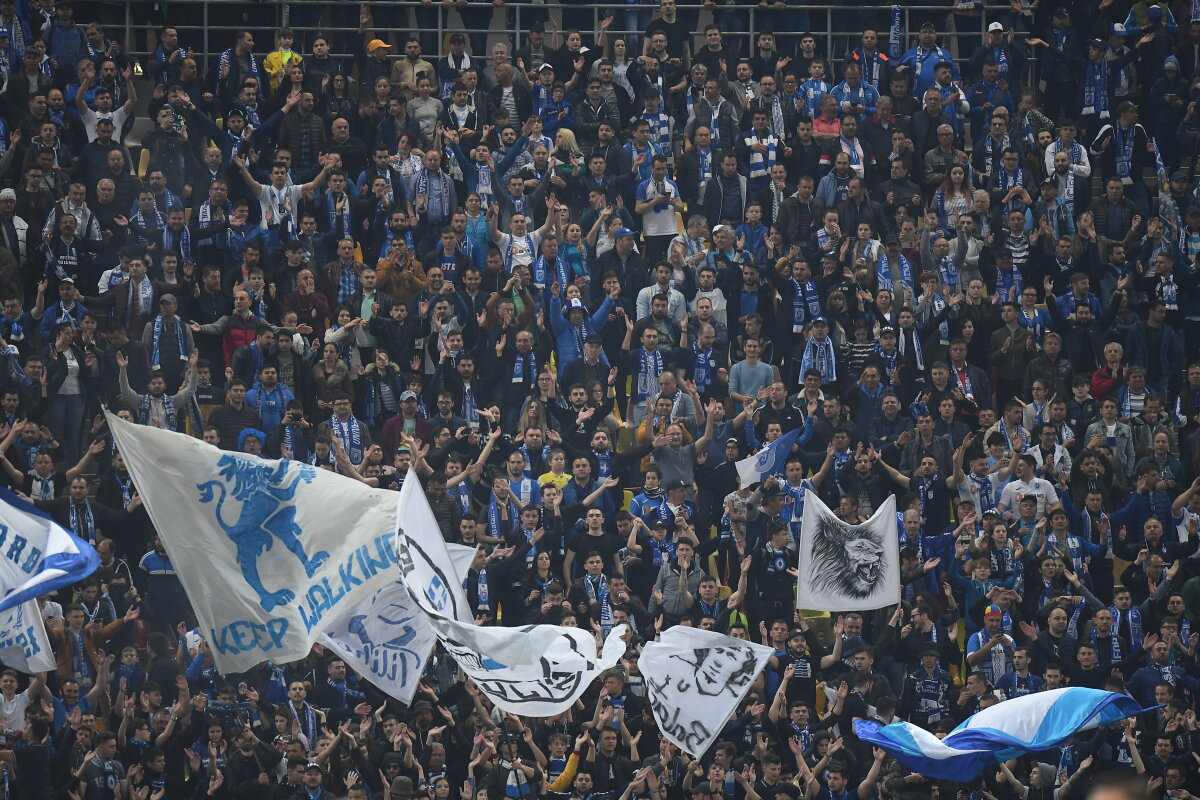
196, 455, 329, 612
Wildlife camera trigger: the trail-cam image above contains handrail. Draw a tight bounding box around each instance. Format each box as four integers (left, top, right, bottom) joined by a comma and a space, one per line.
117, 1, 1012, 79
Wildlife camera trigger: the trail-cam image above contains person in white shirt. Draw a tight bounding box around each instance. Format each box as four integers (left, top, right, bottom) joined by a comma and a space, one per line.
635, 262, 687, 323
635, 154, 685, 263
0, 667, 46, 729
995, 452, 1061, 522
74, 68, 136, 143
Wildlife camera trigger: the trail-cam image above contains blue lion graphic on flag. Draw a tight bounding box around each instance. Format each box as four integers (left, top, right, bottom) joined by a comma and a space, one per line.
197, 456, 329, 612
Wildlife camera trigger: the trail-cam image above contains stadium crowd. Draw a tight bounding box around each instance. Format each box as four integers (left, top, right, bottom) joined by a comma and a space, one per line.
0, 0, 1197, 799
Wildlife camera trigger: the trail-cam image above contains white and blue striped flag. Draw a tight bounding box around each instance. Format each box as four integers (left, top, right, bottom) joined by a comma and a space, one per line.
855, 688, 1152, 780
0, 489, 98, 613
735, 426, 803, 487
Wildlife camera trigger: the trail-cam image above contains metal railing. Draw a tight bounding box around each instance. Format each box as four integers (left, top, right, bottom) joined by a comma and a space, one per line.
114, 1, 1008, 79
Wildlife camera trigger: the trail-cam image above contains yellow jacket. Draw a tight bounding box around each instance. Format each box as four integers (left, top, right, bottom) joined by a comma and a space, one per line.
263, 50, 303, 91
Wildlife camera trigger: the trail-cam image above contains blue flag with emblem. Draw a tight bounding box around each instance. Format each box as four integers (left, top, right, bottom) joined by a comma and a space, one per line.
105, 410, 400, 673
735, 426, 803, 487
0, 489, 98, 613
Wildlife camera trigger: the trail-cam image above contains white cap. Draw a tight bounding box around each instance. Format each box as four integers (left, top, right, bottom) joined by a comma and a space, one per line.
0, 189, 14, 201
1112, 22, 1127, 34
987, 21, 1004, 32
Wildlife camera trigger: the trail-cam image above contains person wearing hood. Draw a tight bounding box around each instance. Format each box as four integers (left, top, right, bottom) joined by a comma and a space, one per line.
1150, 56, 1189, 169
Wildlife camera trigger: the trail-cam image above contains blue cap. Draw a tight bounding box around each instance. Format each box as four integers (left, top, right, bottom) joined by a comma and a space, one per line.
984, 604, 1003, 618
810, 315, 829, 325
615, 227, 637, 238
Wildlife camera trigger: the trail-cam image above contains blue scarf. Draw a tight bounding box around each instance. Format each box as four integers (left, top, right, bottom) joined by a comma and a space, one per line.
790, 278, 821, 331
593, 448, 612, 479
692, 343, 714, 392
1082, 59, 1110, 117
998, 167, 1026, 214
488, 492, 519, 539
635, 347, 663, 401
967, 472, 995, 511
801, 337, 837, 383
150, 314, 186, 370
876, 252, 914, 296
330, 414, 364, 464
139, 392, 178, 431
1115, 123, 1135, 179
70, 500, 94, 541
512, 350, 537, 384
71, 629, 92, 686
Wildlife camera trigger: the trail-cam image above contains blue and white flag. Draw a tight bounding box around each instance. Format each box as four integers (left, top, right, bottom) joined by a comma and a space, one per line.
318, 544, 477, 704
395, 475, 627, 716
855, 688, 1152, 780
105, 411, 400, 674
0, 489, 98, 613
0, 599, 55, 673
735, 427, 803, 487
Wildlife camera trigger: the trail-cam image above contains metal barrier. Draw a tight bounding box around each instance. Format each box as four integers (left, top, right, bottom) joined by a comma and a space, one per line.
113, 1, 1007, 77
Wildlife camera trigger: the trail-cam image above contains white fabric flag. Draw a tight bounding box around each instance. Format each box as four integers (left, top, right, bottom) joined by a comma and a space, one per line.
0, 489, 98, 612
641, 627, 773, 756
394, 475, 627, 716
318, 544, 476, 704
0, 599, 55, 673
796, 493, 899, 611
106, 412, 400, 673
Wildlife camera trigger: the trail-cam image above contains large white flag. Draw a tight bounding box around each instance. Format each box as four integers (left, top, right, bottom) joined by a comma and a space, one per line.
318, 544, 476, 704
105, 412, 400, 673
394, 475, 627, 716
0, 600, 55, 673
641, 627, 773, 756
796, 493, 899, 611
0, 489, 98, 612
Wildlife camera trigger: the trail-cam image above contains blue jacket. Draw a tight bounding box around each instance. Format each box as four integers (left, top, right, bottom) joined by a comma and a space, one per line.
549, 294, 614, 375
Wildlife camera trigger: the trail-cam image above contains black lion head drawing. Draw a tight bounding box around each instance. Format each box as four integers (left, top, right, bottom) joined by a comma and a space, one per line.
808, 513, 887, 600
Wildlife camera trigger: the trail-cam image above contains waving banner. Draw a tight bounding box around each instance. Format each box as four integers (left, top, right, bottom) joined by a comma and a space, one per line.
0, 489, 98, 613
318, 544, 476, 704
796, 494, 899, 611
106, 412, 399, 673
641, 627, 773, 756
394, 475, 627, 715
856, 688, 1152, 780
0, 600, 55, 673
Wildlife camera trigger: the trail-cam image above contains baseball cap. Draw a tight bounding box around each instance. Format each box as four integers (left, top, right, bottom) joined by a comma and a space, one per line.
566, 298, 586, 311
304, 761, 323, 772
987, 21, 1004, 32
159, 293, 177, 305
450, 32, 467, 44
1112, 22, 1127, 34
712, 224, 734, 237
1148, 5, 1163, 18
367, 39, 390, 52
879, 325, 898, 337
919, 21, 936, 31
411, 700, 433, 713
666, 479, 688, 492
0, 189, 15, 201
400, 390, 418, 401
539, 62, 555, 72
1052, 6, 1069, 16
615, 227, 637, 238
583, 333, 603, 345
982, 507, 1000, 518
1087, 38, 1105, 48
59, 276, 75, 285
1171, 170, 1187, 181
810, 315, 829, 326
983, 604, 1003, 618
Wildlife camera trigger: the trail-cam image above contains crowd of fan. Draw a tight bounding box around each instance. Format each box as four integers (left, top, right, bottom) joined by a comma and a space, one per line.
0, 1, 1199, 799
